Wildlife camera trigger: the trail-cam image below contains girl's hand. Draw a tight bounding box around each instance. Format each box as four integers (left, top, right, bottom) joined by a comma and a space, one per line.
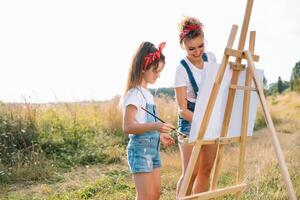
160, 133, 175, 147
156, 122, 175, 134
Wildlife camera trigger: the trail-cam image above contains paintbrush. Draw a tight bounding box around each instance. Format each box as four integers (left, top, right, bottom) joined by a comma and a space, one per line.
141, 107, 186, 137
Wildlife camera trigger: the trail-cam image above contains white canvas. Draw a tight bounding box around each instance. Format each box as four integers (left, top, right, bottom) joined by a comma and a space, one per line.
189, 63, 264, 142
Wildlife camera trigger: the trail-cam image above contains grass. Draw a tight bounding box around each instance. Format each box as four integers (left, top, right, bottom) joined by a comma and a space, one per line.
0, 98, 125, 185
0, 92, 299, 199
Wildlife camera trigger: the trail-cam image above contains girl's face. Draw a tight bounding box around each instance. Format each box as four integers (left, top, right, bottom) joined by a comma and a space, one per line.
142, 61, 165, 86
182, 35, 205, 63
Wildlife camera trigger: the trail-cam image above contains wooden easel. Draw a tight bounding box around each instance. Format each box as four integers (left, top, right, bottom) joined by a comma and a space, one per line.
178, 0, 297, 199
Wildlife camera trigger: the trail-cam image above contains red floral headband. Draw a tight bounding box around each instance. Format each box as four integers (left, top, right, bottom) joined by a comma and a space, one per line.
179, 25, 202, 40
143, 42, 166, 70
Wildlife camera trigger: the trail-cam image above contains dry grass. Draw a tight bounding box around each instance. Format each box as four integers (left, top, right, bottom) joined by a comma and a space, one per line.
268, 91, 300, 122
155, 96, 178, 126
158, 92, 300, 199
1, 162, 128, 200
0, 92, 299, 199
159, 122, 300, 199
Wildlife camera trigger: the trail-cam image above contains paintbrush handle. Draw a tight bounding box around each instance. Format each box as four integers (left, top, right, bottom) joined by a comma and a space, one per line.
141, 107, 186, 136
141, 107, 166, 123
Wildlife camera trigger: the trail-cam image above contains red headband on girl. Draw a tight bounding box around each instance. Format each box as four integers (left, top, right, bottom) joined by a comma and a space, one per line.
143, 42, 166, 70
179, 25, 202, 40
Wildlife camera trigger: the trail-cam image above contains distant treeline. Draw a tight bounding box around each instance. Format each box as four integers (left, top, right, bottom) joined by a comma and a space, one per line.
149, 87, 175, 99
264, 60, 300, 95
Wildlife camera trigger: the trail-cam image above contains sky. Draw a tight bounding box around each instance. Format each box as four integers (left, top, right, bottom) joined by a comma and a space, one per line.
0, 0, 299, 103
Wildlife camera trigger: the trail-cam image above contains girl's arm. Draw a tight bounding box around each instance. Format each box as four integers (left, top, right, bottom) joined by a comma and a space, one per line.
175, 86, 194, 122
123, 104, 174, 135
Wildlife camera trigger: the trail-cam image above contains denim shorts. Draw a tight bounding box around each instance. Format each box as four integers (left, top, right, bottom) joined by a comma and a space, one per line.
127, 134, 161, 173
178, 100, 195, 136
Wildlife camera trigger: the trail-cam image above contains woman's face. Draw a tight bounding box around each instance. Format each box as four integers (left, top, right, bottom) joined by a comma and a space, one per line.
182, 35, 205, 63
142, 61, 165, 85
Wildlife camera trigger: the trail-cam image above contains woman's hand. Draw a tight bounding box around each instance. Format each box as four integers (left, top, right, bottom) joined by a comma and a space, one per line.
156, 122, 175, 133
160, 133, 175, 147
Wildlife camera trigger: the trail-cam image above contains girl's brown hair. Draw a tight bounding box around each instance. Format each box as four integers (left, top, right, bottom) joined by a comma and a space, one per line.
124, 42, 165, 94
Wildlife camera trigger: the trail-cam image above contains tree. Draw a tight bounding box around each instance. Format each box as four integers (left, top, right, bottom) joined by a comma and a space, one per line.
290, 61, 300, 92
149, 87, 175, 99
277, 76, 289, 94
277, 76, 284, 94
262, 76, 269, 95
263, 76, 268, 89
268, 82, 278, 95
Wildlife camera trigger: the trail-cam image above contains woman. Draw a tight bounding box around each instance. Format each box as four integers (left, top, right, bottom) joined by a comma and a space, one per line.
173, 16, 218, 195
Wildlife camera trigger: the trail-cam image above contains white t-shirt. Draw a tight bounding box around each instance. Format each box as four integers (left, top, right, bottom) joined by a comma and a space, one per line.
173, 52, 217, 103
122, 87, 154, 124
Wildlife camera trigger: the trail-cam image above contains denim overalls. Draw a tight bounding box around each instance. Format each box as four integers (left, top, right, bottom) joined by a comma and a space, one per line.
178, 53, 208, 136
127, 89, 161, 173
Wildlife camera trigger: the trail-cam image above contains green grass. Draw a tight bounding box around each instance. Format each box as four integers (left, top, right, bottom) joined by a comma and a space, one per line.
0, 93, 299, 199
48, 170, 135, 200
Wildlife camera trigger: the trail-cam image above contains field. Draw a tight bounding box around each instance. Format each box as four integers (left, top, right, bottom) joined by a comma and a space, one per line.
0, 92, 299, 199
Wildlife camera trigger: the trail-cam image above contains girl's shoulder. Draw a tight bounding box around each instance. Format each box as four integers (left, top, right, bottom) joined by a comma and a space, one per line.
122, 88, 142, 108
138, 87, 154, 103
124, 88, 143, 102
126, 87, 140, 96
123, 87, 154, 105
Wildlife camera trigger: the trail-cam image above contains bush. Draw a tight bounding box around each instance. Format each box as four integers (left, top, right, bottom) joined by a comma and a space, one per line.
0, 110, 39, 165
0, 104, 57, 184
254, 111, 267, 131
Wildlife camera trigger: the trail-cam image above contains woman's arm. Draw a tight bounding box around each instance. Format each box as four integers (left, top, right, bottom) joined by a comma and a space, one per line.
175, 86, 194, 122
123, 104, 174, 135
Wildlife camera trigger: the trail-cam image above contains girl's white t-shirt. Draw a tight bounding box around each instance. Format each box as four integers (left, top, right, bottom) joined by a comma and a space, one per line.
173, 52, 217, 103
122, 87, 154, 124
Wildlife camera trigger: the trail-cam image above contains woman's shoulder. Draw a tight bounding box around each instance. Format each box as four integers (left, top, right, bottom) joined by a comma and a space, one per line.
176, 63, 186, 71
176, 58, 189, 72
205, 51, 217, 63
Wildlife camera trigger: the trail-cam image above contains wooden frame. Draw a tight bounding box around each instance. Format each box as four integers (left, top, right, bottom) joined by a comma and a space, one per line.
178, 0, 297, 199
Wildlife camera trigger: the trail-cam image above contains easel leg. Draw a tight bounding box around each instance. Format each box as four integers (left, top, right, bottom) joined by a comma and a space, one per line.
235, 30, 256, 200
245, 50, 297, 200
178, 141, 203, 197
211, 62, 242, 191
212, 0, 255, 189
210, 145, 224, 190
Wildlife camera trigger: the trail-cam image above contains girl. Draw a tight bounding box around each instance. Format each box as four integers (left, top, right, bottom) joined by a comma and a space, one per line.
173, 17, 218, 194
122, 41, 175, 200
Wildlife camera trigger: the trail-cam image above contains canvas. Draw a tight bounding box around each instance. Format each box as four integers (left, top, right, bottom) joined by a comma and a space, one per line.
189, 62, 264, 142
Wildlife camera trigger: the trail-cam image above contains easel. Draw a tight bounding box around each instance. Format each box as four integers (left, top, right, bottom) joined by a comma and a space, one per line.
178, 0, 297, 199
